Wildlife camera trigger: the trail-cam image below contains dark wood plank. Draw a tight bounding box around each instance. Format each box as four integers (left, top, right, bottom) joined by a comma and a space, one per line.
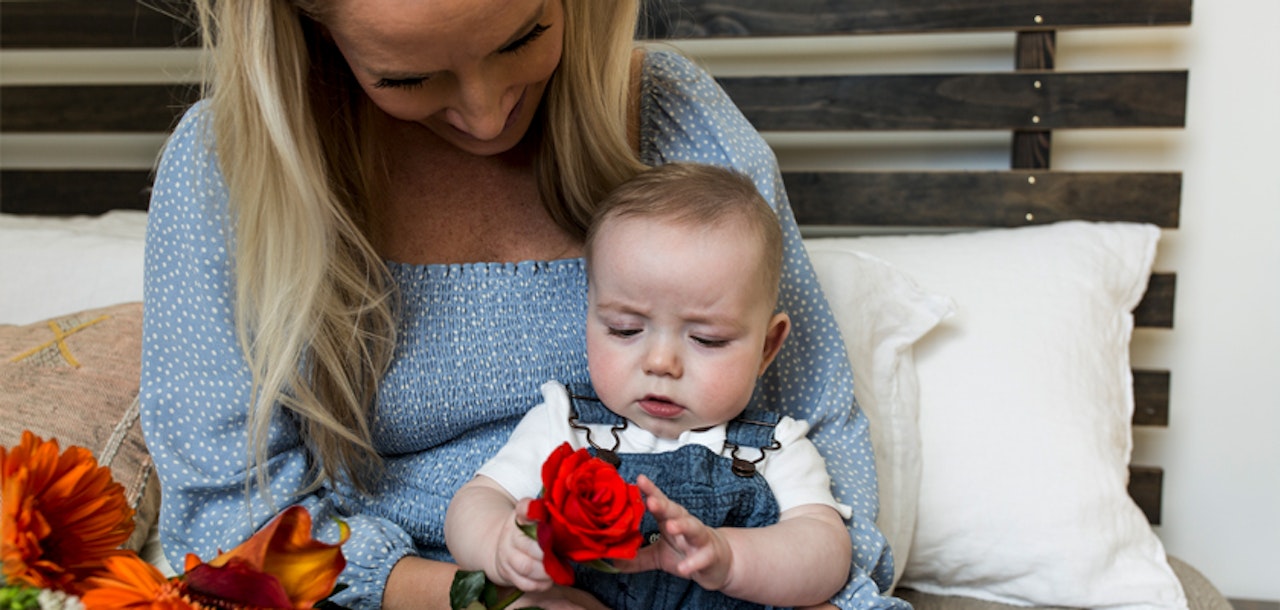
1, 85, 200, 133
4, 0, 1193, 49
0, 0, 198, 49
718, 71, 1188, 132
640, 0, 1193, 38
1133, 370, 1171, 427
1128, 465, 1163, 525
783, 170, 1181, 228
0, 170, 152, 215
1227, 601, 1280, 610
1011, 31, 1056, 169
1134, 273, 1176, 329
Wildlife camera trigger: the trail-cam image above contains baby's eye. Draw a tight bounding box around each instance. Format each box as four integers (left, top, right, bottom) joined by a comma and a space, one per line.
608, 327, 640, 338
692, 336, 729, 348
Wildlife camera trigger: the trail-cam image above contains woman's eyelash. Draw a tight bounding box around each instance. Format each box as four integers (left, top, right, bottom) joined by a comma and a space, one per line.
373, 77, 426, 90
373, 77, 428, 90
500, 23, 551, 54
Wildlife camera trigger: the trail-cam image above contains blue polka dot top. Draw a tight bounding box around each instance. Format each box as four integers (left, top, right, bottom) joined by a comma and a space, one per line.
140, 49, 908, 609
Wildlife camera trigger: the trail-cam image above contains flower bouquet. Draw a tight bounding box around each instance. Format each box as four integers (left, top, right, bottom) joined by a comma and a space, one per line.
1, 431, 348, 609
450, 443, 645, 610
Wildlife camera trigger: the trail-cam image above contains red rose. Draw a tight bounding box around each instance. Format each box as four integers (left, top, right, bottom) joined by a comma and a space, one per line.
525, 442, 644, 585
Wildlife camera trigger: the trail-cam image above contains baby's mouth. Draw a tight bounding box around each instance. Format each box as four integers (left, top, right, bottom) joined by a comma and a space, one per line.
638, 395, 683, 419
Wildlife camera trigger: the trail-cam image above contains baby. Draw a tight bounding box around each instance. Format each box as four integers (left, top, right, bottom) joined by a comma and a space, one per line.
445, 163, 852, 609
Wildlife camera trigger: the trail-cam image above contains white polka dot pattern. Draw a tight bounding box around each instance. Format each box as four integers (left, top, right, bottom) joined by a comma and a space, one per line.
139, 50, 906, 609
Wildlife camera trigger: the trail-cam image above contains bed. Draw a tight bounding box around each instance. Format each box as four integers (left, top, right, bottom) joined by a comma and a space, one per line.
0, 0, 1230, 607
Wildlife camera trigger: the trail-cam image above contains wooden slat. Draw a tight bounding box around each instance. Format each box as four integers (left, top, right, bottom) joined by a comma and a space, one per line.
1128, 465, 1164, 525
783, 170, 1181, 228
1, 85, 199, 133
2, 0, 1193, 49
0, 170, 152, 215
1133, 370, 1172, 427
640, 0, 1192, 38
718, 71, 1188, 131
1011, 31, 1056, 169
0, 0, 197, 49
1134, 273, 1176, 329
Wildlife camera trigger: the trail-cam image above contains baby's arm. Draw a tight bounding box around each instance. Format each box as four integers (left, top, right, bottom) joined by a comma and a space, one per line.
618, 475, 851, 607
445, 475, 554, 593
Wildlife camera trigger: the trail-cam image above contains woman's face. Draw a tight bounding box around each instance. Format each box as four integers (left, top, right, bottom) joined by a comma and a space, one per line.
323, 0, 564, 156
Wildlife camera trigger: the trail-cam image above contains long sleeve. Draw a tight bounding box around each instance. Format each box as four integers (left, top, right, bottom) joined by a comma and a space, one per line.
139, 102, 415, 609
639, 50, 910, 609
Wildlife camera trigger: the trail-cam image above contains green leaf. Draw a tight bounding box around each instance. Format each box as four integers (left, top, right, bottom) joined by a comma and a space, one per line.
583, 559, 620, 574
518, 521, 538, 540
449, 570, 489, 610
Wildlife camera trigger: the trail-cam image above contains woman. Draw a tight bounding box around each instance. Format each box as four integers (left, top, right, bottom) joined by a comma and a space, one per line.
139, 0, 906, 608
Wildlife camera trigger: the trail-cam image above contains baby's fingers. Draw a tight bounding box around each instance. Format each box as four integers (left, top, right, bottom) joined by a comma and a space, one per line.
637, 475, 688, 523
611, 544, 662, 574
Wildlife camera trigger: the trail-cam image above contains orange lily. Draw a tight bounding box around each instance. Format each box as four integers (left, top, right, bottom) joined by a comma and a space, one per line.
82, 506, 348, 610
183, 505, 349, 609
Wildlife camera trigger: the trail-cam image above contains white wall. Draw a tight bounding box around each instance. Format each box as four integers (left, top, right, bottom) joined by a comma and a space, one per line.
2, 0, 1275, 600
668, 0, 1280, 601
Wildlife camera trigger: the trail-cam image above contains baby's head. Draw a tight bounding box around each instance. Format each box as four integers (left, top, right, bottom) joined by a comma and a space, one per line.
583, 163, 790, 439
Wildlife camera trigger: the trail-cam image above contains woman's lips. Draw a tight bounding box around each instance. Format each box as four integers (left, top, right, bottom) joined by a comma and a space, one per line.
638, 396, 684, 419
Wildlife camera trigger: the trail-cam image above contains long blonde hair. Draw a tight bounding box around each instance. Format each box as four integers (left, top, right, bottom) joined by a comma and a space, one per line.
190, 0, 646, 498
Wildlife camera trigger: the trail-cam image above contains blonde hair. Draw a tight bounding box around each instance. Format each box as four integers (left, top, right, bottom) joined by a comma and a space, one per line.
190, 0, 645, 498
584, 163, 785, 307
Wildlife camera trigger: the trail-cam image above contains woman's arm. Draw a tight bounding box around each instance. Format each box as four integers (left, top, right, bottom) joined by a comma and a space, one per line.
140, 103, 416, 609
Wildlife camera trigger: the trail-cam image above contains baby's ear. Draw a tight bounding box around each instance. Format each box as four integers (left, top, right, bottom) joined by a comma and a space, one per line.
758, 312, 791, 376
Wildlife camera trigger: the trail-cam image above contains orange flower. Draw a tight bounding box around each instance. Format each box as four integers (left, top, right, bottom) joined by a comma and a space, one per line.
82, 554, 203, 610
1, 430, 135, 594
84, 506, 348, 609
184, 505, 349, 608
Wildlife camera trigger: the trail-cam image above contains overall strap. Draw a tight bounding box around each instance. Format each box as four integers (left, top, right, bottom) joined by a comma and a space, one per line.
724, 409, 783, 478
564, 382, 625, 426
563, 382, 627, 466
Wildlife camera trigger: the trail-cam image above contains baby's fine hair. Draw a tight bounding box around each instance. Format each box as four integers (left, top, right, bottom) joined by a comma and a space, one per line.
584, 163, 784, 306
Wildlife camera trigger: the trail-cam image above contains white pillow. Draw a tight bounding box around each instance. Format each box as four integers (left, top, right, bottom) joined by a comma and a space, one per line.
807, 221, 1187, 609
805, 247, 954, 590
0, 211, 148, 325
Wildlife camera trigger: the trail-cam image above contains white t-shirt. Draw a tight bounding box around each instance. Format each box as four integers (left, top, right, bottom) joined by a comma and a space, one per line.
477, 380, 852, 519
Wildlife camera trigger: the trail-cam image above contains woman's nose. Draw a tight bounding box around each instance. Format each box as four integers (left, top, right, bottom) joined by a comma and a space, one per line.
444, 75, 514, 141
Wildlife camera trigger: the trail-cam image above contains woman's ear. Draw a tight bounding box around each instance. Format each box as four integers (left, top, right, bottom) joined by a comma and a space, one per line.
757, 312, 791, 376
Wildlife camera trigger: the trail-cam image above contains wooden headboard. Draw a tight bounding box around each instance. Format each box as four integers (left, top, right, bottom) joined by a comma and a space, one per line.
0, 0, 1188, 524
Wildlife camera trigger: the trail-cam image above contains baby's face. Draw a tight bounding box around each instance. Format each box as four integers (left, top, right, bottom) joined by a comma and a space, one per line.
585, 216, 788, 439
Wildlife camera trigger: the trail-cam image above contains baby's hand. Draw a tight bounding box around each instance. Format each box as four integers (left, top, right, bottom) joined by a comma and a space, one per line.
491, 498, 554, 592
613, 475, 734, 590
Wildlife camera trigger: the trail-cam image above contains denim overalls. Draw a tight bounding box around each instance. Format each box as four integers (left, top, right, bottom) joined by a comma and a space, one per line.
565, 385, 787, 610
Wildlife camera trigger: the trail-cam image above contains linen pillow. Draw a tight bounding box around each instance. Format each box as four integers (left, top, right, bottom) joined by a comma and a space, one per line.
0, 210, 147, 325
804, 247, 954, 590
807, 221, 1186, 608
0, 301, 158, 552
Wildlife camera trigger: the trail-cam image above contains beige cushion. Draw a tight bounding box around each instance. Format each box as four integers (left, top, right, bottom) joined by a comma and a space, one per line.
895, 556, 1231, 610
0, 301, 158, 551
